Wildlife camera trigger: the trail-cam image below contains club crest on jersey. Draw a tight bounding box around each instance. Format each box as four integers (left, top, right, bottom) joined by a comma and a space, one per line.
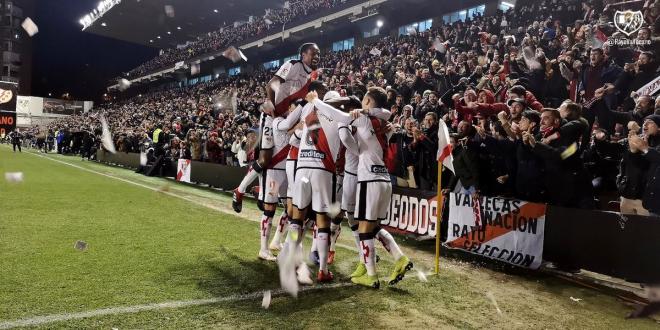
614, 10, 644, 36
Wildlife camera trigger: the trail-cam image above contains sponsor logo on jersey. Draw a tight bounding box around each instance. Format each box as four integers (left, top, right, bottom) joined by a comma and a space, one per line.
371, 165, 388, 174
299, 149, 326, 159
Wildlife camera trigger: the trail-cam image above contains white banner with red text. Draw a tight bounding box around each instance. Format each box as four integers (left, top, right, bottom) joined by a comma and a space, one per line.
446, 193, 546, 269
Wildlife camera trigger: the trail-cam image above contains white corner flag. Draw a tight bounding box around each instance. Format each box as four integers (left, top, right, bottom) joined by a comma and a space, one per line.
437, 120, 454, 173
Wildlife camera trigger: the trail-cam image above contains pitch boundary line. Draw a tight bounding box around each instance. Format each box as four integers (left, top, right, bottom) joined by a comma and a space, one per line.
0, 283, 353, 329
25, 152, 360, 253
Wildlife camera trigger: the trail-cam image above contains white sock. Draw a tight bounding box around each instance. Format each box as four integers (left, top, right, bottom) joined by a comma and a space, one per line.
310, 225, 318, 253
376, 228, 403, 260
317, 230, 329, 272
348, 214, 361, 262
360, 238, 376, 276
285, 221, 303, 245
352, 230, 362, 262
330, 222, 341, 252
260, 214, 273, 252
271, 211, 288, 245
238, 168, 259, 194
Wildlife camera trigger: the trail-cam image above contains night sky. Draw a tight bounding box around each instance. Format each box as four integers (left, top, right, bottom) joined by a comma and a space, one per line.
31, 0, 158, 102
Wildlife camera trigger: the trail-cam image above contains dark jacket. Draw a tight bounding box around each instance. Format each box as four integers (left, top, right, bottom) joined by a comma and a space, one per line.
533, 128, 596, 209
617, 140, 650, 199
579, 60, 622, 102
448, 140, 480, 190
409, 125, 439, 183
386, 131, 416, 178
642, 137, 660, 213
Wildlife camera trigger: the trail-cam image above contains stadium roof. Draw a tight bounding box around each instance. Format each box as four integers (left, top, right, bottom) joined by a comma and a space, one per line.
81, 0, 277, 48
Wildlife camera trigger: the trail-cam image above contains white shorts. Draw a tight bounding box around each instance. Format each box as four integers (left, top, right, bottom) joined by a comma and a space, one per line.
292, 168, 337, 213
286, 159, 297, 198
355, 181, 392, 221
341, 172, 358, 213
259, 169, 287, 204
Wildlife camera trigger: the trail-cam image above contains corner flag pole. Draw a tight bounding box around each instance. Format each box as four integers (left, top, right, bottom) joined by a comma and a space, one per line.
435, 161, 443, 275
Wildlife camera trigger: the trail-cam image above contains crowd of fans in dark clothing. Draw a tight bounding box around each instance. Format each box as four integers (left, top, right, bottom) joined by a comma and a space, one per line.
124, 0, 350, 78
32, 0, 660, 215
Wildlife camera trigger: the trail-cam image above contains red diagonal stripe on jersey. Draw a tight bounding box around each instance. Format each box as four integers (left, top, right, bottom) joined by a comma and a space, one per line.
447, 202, 546, 248
288, 145, 299, 160
370, 117, 389, 158
268, 145, 291, 168
315, 126, 336, 173
274, 74, 316, 116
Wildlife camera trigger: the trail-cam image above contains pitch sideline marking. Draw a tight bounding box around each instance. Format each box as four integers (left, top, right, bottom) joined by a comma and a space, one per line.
0, 283, 353, 329
25, 151, 360, 252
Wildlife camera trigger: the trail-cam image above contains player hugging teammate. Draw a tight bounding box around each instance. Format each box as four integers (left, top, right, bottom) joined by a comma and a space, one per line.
230, 42, 412, 291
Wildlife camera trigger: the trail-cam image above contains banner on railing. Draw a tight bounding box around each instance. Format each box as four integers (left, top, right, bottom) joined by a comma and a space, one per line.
381, 186, 439, 238
176, 159, 191, 183
446, 193, 546, 269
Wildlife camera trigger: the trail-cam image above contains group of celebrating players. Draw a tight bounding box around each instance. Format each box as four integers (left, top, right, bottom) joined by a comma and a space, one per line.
230, 42, 412, 291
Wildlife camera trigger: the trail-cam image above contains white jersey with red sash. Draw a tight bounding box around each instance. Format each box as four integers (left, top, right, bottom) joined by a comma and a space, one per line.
296, 105, 342, 173
268, 117, 292, 170
274, 60, 317, 117
351, 115, 391, 182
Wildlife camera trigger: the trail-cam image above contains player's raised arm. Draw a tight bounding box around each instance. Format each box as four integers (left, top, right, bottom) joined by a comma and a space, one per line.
306, 91, 353, 124
338, 123, 359, 154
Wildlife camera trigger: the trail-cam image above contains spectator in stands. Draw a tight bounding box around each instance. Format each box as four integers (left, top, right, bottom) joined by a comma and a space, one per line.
578, 48, 622, 109
628, 115, 660, 216
410, 112, 439, 191
447, 121, 480, 195
386, 117, 418, 187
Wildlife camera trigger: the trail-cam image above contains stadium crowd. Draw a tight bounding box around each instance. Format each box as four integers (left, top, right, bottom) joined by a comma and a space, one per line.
125, 0, 352, 78
27, 0, 660, 215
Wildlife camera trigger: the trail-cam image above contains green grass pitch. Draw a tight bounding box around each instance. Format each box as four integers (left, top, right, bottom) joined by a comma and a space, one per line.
0, 145, 657, 329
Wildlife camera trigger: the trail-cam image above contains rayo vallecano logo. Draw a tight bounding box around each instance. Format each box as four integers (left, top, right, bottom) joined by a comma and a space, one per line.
614, 10, 644, 36
0, 88, 13, 104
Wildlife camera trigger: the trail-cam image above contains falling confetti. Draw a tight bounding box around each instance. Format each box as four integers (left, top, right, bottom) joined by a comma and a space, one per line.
416, 270, 428, 282
21, 17, 38, 37
277, 244, 299, 297
327, 202, 341, 219
164, 5, 175, 17
100, 115, 116, 154
222, 46, 248, 63
261, 290, 272, 309
190, 62, 200, 75
4, 172, 24, 183
118, 78, 131, 91
74, 240, 88, 251
486, 292, 503, 315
